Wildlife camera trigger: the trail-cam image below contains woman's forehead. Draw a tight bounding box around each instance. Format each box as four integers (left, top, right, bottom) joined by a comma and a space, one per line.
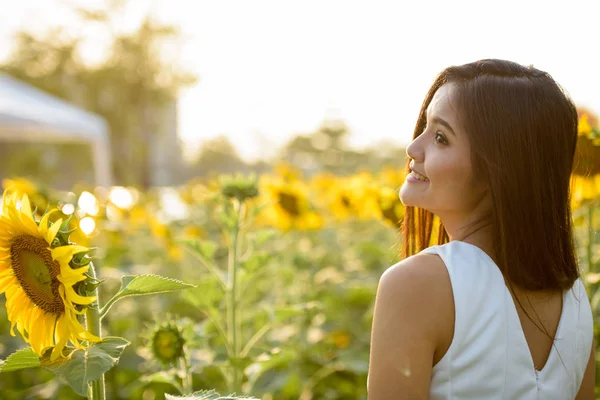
426, 83, 463, 135
428, 84, 457, 118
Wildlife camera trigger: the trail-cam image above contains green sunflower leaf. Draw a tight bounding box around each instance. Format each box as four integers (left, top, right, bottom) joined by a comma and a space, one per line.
100, 274, 196, 319
165, 390, 260, 399
0, 347, 41, 372
140, 371, 184, 394
40, 337, 130, 396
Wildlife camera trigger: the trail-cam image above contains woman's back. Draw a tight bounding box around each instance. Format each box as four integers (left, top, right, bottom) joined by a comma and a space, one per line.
421, 240, 593, 399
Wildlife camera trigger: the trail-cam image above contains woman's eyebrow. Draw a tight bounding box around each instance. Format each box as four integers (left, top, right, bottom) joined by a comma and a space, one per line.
431, 116, 456, 137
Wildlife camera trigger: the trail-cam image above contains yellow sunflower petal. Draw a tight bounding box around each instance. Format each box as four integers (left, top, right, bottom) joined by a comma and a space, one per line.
28, 308, 45, 355
64, 300, 88, 316
65, 310, 101, 342
70, 325, 101, 342
19, 194, 33, 220
51, 245, 89, 262
50, 315, 70, 361
39, 210, 60, 244
12, 200, 39, 238
63, 285, 96, 305
0, 273, 16, 292
57, 263, 89, 285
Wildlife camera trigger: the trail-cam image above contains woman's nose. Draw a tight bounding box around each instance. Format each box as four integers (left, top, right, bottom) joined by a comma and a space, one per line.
406, 137, 423, 162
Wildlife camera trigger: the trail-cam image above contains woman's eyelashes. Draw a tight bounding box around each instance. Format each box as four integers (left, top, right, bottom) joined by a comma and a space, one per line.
421, 123, 449, 145
434, 131, 449, 145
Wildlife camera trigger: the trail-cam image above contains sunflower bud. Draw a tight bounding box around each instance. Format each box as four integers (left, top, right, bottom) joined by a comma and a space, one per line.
149, 320, 186, 367
220, 174, 259, 202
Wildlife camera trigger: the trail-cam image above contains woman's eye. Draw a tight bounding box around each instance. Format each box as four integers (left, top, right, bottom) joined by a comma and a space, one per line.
434, 132, 448, 145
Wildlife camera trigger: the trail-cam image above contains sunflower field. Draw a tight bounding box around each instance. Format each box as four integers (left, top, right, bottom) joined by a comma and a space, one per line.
0, 112, 599, 399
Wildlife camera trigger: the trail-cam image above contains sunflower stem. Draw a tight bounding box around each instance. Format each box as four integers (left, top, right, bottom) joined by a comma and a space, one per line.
586, 201, 596, 299
180, 353, 193, 394
86, 261, 105, 400
226, 200, 243, 393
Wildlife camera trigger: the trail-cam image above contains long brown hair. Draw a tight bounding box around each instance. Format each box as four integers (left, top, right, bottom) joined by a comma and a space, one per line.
401, 59, 580, 293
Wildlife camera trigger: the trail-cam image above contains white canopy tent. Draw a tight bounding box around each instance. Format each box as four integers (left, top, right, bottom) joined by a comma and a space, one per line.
0, 73, 112, 187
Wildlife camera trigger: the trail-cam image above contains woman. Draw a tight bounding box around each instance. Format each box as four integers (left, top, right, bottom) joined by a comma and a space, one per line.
367, 59, 595, 399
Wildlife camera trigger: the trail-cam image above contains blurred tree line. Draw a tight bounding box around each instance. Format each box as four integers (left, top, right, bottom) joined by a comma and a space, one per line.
0, 1, 407, 189
182, 121, 407, 182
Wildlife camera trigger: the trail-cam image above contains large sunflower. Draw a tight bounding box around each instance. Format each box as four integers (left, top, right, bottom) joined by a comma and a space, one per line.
0, 190, 100, 361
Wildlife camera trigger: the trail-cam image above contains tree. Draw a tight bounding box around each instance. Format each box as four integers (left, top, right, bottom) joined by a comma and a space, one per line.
189, 136, 247, 177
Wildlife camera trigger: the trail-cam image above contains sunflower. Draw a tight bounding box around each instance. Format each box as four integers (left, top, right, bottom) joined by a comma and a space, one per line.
2, 178, 37, 197
256, 175, 322, 231
571, 174, 600, 210
571, 109, 600, 209
328, 330, 351, 349
0, 190, 100, 361
578, 114, 593, 136
326, 173, 380, 221
149, 320, 186, 367
376, 166, 407, 189
149, 217, 183, 261
273, 162, 303, 182
2, 178, 49, 217
376, 186, 405, 228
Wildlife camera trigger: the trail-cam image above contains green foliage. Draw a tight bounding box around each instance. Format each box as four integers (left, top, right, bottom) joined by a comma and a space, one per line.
40, 338, 130, 396
165, 389, 259, 399
140, 371, 184, 394
0, 348, 41, 372
100, 274, 196, 318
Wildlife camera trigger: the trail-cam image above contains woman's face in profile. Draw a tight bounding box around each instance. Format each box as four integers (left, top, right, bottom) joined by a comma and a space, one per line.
399, 83, 488, 219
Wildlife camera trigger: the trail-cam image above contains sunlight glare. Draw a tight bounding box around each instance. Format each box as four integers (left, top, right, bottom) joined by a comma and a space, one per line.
79, 216, 96, 235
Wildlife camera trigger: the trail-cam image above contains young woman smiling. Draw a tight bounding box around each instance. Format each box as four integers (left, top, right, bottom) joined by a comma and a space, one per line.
368, 59, 595, 399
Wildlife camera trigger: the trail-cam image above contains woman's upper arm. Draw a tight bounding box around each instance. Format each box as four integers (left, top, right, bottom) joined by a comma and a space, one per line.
575, 338, 596, 400
367, 254, 452, 400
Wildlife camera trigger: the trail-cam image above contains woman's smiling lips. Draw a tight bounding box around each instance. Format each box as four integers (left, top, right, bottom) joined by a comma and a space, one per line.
406, 173, 430, 183
407, 164, 430, 183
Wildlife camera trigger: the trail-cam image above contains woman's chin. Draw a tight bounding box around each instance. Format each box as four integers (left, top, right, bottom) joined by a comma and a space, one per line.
399, 189, 427, 209
399, 185, 416, 206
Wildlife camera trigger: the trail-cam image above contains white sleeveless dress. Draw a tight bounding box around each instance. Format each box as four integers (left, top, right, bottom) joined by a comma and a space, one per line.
420, 240, 593, 399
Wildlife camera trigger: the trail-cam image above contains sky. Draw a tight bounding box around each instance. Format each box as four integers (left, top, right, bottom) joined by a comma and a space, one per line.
1, 0, 599, 162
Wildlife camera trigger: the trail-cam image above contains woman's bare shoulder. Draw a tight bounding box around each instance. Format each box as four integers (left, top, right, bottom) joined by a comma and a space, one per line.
378, 253, 454, 354
382, 253, 450, 288
368, 253, 454, 397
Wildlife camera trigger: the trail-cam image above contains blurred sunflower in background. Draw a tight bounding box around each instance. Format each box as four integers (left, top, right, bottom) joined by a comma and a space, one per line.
149, 319, 186, 367
273, 162, 304, 182
2, 177, 50, 216
2, 178, 37, 196
149, 216, 183, 261
0, 189, 100, 360
376, 166, 407, 189
376, 186, 405, 228
328, 330, 351, 349
178, 178, 217, 206
256, 174, 322, 231
571, 108, 600, 209
325, 173, 380, 221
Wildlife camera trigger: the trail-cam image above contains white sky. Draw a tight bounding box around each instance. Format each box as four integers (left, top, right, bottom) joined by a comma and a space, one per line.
1, 0, 599, 162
